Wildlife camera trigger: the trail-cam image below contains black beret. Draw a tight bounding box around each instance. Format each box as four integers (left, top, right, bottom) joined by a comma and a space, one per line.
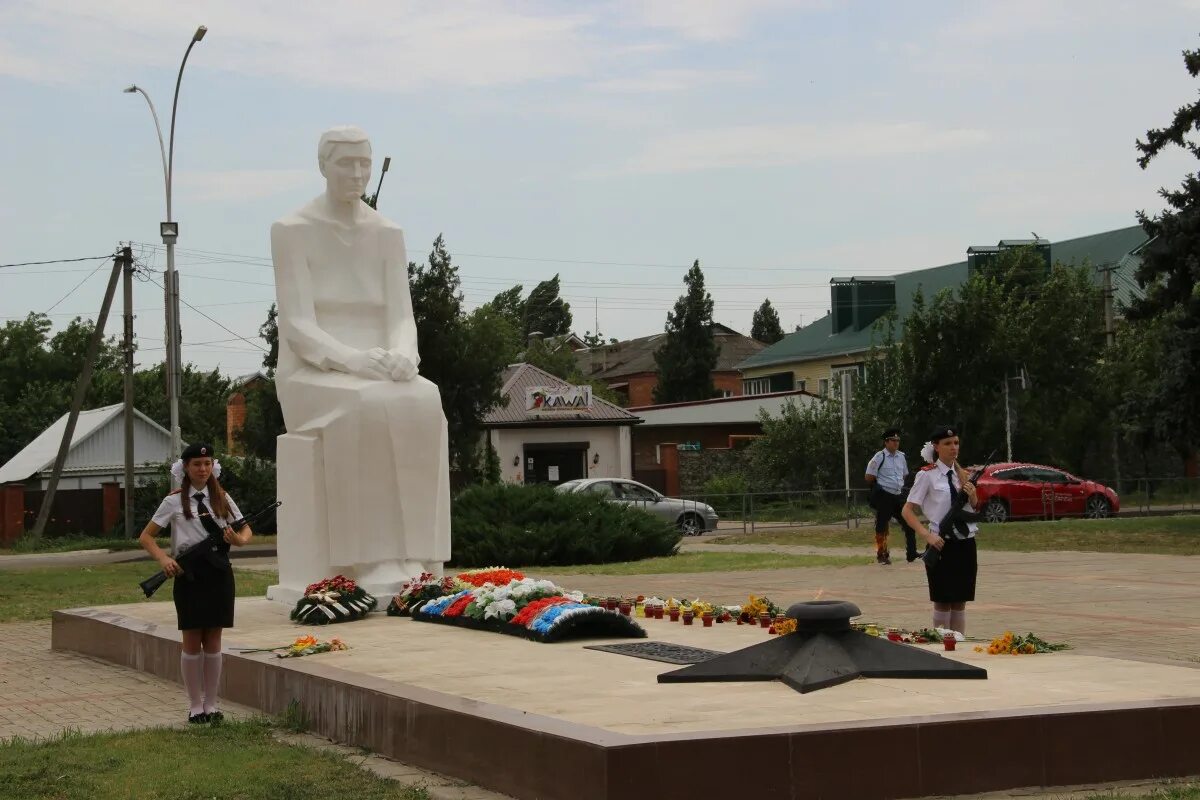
928, 425, 958, 443
882, 428, 900, 440
181, 442, 215, 460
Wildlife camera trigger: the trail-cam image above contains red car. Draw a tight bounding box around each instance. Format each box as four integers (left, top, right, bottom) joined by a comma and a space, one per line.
969, 462, 1120, 523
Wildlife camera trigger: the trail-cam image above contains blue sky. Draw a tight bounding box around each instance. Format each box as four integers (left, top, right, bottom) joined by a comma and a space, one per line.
1, 1, 1196, 377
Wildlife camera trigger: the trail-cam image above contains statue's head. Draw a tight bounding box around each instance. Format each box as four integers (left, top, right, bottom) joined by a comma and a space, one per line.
317, 125, 372, 206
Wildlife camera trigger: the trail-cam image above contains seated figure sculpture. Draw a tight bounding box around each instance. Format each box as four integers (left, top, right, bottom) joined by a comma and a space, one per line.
267, 125, 450, 600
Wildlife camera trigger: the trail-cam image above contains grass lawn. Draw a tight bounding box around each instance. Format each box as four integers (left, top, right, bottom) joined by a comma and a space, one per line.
525, 551, 863, 576
710, 515, 1200, 555
0, 563, 279, 623
0, 534, 278, 556
0, 719, 428, 800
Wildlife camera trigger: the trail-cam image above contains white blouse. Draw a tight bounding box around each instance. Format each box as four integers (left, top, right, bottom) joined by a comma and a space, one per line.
151, 485, 242, 556
906, 462, 977, 538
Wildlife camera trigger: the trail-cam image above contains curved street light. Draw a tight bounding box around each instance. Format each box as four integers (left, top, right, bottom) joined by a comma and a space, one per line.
123, 24, 207, 463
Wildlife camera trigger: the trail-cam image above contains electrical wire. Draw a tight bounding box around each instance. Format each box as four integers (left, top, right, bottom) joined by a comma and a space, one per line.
0, 254, 115, 269
42, 256, 115, 314
143, 275, 268, 353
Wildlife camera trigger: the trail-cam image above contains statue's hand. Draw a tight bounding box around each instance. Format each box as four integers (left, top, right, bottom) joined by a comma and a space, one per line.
345, 348, 392, 380
388, 353, 419, 382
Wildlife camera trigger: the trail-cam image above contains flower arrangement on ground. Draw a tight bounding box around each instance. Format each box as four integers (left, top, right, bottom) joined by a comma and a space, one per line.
386, 572, 462, 616
976, 631, 1069, 655
238, 635, 350, 658
740, 594, 782, 623
290, 576, 378, 624
412, 576, 646, 643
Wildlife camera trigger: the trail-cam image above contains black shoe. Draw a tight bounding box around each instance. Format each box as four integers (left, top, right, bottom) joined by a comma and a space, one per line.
906, 552, 920, 563
188, 712, 209, 724
206, 711, 224, 723
879, 551, 891, 565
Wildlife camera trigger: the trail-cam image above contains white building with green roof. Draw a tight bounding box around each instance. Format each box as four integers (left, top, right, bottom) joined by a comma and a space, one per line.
736, 225, 1151, 396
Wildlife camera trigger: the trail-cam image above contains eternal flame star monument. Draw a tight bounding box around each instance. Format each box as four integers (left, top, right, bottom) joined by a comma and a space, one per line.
267, 125, 451, 603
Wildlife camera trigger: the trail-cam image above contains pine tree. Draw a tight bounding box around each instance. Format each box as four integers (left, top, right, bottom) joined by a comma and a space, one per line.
1126, 40, 1200, 456
523, 274, 572, 339
751, 298, 784, 343
653, 260, 718, 403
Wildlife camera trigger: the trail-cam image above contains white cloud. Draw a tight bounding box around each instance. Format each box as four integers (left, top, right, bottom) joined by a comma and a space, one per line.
587, 68, 755, 93
614, 0, 823, 43
0, 1, 601, 90
176, 169, 312, 202
592, 121, 990, 176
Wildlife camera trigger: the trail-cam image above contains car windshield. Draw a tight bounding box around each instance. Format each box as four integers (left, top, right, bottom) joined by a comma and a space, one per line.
619, 482, 659, 501
556, 480, 583, 492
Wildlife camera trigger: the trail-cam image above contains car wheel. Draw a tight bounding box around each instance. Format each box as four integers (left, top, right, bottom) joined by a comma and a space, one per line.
1084, 495, 1111, 519
678, 513, 704, 536
983, 498, 1009, 524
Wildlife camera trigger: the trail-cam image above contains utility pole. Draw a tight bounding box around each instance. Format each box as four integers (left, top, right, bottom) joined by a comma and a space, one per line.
1003, 376, 1012, 463
31, 251, 124, 540
841, 371, 853, 528
1101, 265, 1121, 489
121, 245, 136, 538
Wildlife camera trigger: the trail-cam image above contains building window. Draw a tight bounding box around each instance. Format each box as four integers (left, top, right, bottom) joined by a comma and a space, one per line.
719, 389, 733, 398
818, 378, 830, 396
743, 377, 771, 395
795, 379, 806, 392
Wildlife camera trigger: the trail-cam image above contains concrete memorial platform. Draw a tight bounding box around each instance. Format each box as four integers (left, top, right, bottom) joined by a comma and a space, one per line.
52, 597, 1200, 800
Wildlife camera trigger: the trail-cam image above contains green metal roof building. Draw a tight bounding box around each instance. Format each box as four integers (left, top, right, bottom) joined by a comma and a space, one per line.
736, 225, 1151, 397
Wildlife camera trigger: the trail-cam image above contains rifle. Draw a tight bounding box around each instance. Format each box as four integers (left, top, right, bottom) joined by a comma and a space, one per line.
139, 501, 282, 598
923, 451, 996, 568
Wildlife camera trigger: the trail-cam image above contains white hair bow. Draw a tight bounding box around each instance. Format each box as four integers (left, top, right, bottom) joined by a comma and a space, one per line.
170, 458, 222, 484
920, 442, 936, 464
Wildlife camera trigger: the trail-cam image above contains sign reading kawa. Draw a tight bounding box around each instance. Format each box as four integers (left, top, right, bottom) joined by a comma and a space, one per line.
526, 385, 593, 414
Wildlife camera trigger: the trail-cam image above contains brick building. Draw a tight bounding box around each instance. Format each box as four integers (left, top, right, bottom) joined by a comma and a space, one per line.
574, 324, 764, 407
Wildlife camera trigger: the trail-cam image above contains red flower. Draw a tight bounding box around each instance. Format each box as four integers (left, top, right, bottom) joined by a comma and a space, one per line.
509, 596, 573, 627
443, 594, 476, 618
456, 568, 526, 587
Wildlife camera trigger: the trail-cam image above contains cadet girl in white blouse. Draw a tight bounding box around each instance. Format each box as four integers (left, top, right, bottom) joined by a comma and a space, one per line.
902, 426, 979, 636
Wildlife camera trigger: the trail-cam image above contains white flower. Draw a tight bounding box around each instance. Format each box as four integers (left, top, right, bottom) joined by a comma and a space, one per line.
484, 598, 516, 620
170, 457, 223, 483
920, 442, 936, 464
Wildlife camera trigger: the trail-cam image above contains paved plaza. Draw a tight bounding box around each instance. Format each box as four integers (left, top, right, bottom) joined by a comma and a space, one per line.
3, 543, 1198, 798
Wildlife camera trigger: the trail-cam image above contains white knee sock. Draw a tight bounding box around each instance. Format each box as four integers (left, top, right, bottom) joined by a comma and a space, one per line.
949, 610, 967, 636
932, 609, 951, 630
202, 653, 223, 714
180, 653, 205, 715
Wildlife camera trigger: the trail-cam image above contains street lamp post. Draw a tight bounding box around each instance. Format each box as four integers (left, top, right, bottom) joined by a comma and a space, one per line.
124, 24, 207, 467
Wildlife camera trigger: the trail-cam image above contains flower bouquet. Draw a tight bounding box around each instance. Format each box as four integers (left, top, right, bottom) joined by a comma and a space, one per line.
238, 635, 350, 658
386, 572, 461, 616
290, 575, 377, 624
412, 576, 646, 643
977, 631, 1069, 655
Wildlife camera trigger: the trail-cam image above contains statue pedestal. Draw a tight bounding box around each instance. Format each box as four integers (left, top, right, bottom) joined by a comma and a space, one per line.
266, 432, 444, 606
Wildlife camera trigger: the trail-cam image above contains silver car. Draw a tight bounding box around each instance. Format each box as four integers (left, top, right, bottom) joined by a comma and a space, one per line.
555, 478, 719, 535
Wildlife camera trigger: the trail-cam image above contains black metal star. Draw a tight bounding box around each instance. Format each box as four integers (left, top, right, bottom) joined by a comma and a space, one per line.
657, 601, 987, 694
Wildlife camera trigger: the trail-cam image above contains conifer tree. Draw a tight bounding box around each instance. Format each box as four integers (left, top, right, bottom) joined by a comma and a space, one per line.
653, 260, 718, 403
751, 298, 784, 343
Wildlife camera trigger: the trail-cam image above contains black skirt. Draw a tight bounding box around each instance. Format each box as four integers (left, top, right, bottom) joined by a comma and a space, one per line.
925, 536, 977, 603
173, 555, 235, 630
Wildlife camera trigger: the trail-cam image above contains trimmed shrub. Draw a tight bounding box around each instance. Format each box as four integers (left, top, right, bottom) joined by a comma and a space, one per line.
450, 483, 680, 567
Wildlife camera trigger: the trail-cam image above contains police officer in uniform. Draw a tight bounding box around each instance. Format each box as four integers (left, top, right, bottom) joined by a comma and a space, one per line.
865, 428, 918, 564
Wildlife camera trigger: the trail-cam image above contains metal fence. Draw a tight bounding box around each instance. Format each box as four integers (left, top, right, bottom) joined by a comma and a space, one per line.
670, 476, 1200, 534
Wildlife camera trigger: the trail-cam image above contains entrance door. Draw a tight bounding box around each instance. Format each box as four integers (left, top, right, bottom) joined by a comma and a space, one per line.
523, 445, 587, 486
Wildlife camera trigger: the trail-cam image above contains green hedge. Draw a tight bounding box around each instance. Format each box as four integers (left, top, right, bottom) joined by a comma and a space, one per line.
450, 483, 681, 567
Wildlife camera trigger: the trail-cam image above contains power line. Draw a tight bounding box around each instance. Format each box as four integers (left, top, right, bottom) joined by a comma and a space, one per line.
144, 276, 268, 353
43, 256, 114, 314
0, 254, 115, 269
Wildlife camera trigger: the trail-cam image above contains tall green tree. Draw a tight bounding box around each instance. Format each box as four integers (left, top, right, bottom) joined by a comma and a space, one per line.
653, 260, 718, 404
409, 235, 517, 478
751, 298, 784, 343
1126, 40, 1200, 458
522, 274, 572, 339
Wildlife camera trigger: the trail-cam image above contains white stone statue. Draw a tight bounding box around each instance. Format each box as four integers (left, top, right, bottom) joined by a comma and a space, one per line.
266, 125, 450, 603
